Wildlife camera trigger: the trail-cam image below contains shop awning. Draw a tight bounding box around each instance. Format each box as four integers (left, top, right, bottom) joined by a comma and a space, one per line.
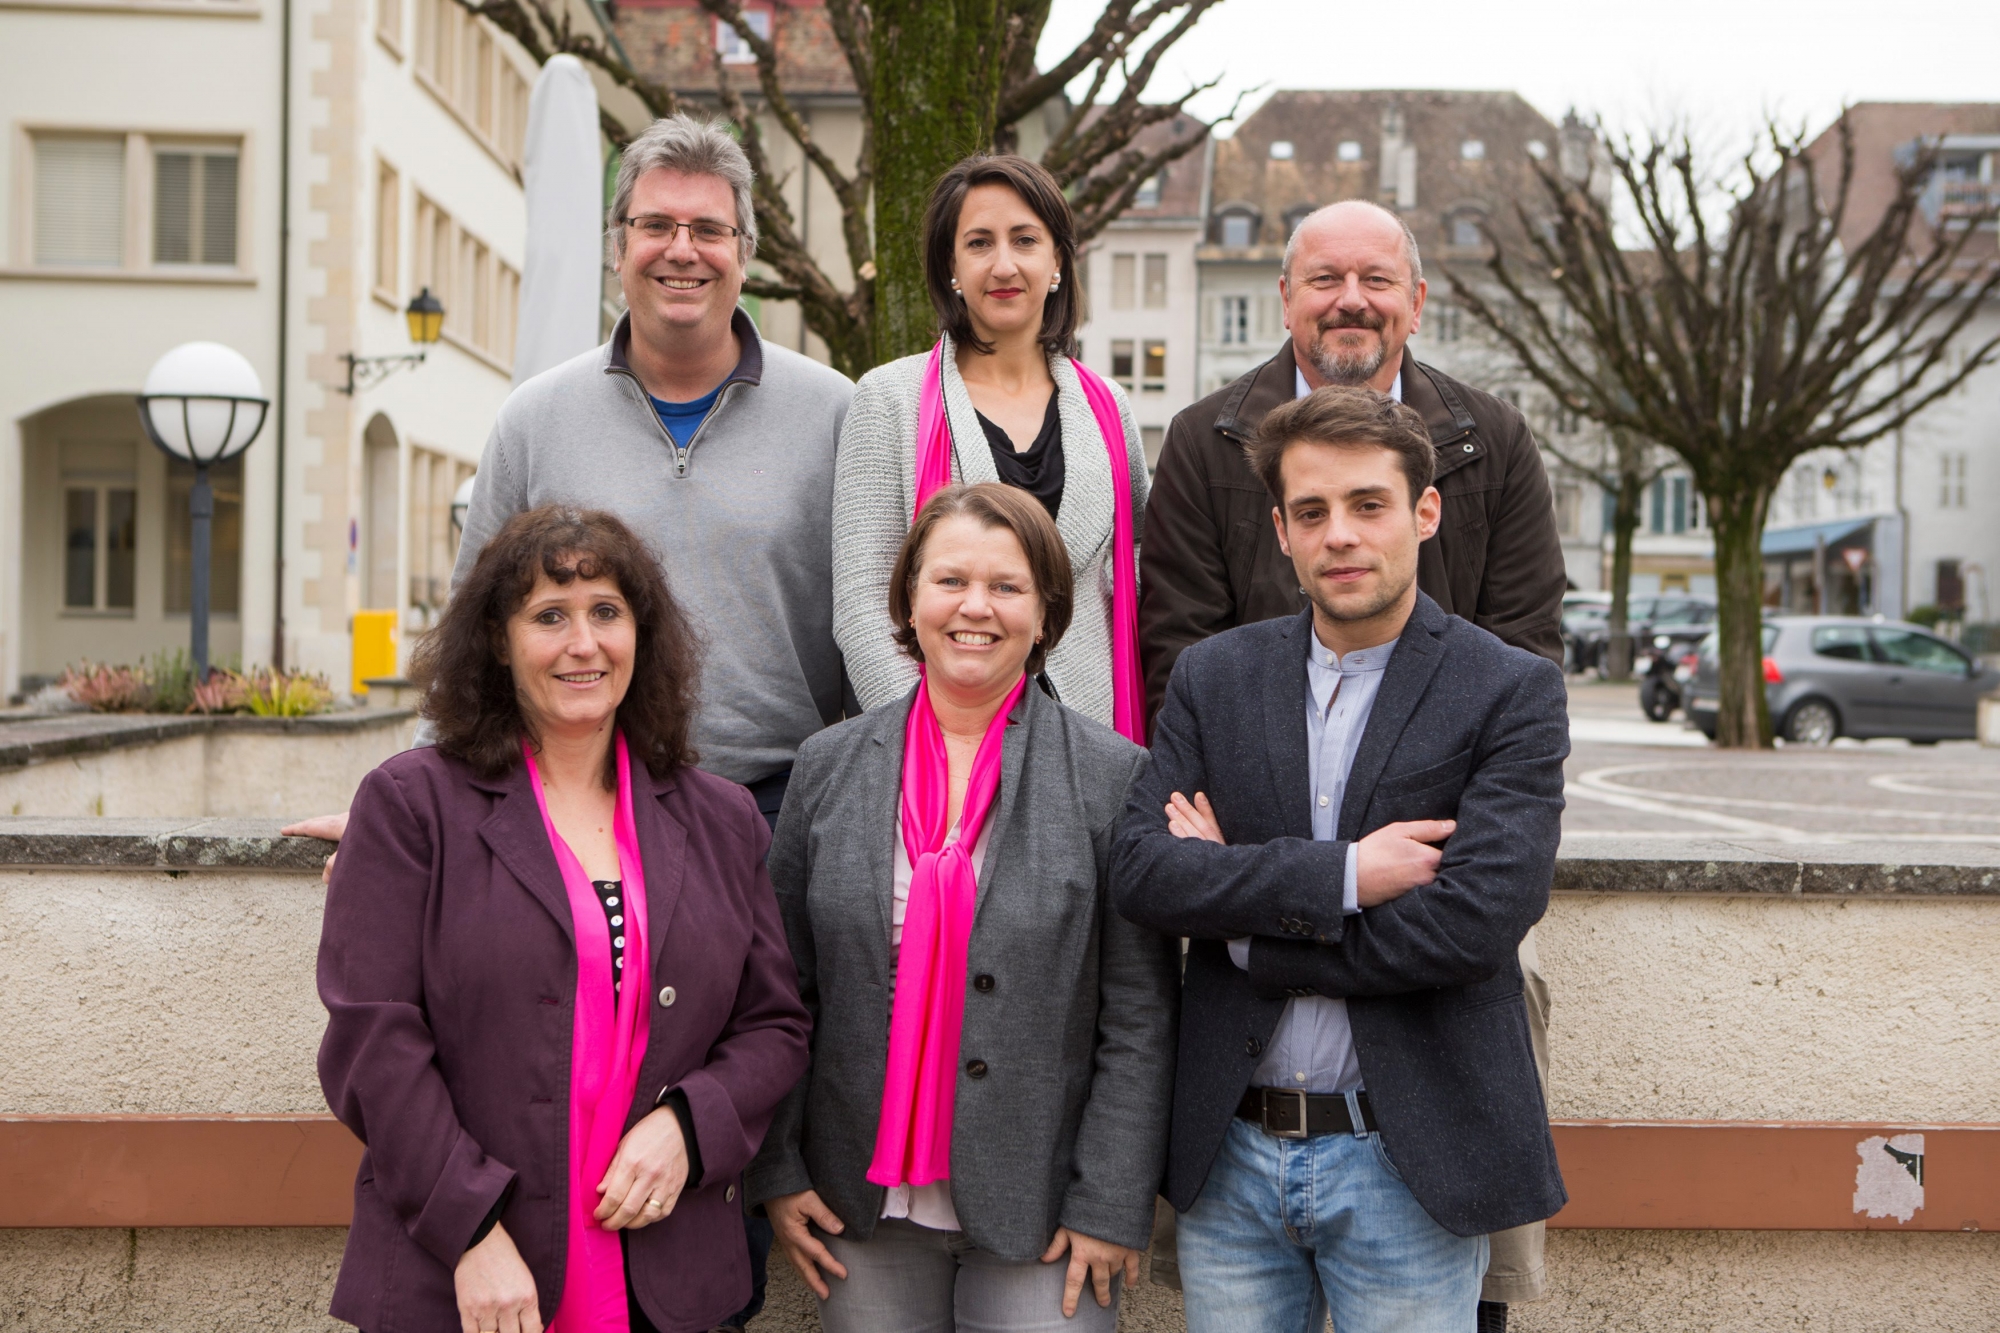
1761, 517, 1875, 558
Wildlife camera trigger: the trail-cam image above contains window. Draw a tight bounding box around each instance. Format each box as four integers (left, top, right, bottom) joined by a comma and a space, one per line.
33, 135, 126, 268
152, 145, 237, 266
1142, 341, 1167, 392
1428, 300, 1461, 342
62, 485, 138, 612
1811, 625, 1871, 661
1110, 340, 1135, 392
1941, 451, 1967, 508
1936, 558, 1965, 613
1217, 210, 1256, 248
1449, 213, 1485, 248
1269, 140, 1294, 160
414, 192, 519, 364
1134, 172, 1163, 208
1283, 205, 1316, 239
165, 456, 243, 614
1551, 481, 1580, 537
1337, 140, 1363, 162
1460, 139, 1485, 161
1218, 295, 1249, 345
1551, 405, 1580, 436
1111, 253, 1135, 310
414, 0, 529, 170
1872, 628, 1969, 676
375, 160, 400, 297
1527, 139, 1548, 160
715, 8, 771, 63
1142, 254, 1167, 309
406, 444, 477, 624
377, 0, 403, 50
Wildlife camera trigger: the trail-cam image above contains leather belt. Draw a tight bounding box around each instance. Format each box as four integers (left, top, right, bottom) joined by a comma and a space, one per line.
1235, 1086, 1378, 1139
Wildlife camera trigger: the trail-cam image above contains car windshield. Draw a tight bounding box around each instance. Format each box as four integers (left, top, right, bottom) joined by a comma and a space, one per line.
1871, 628, 1969, 675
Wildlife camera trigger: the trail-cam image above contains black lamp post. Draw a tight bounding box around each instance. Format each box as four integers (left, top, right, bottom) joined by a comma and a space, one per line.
137, 342, 270, 679
341, 287, 447, 393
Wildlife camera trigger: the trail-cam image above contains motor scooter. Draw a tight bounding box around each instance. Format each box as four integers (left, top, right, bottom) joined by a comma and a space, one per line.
1636, 633, 1700, 722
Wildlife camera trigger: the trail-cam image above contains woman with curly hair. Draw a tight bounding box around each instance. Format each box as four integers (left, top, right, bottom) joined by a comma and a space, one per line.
316, 504, 809, 1333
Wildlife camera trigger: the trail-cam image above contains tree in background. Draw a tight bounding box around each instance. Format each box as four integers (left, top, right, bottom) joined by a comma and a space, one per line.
459, 0, 1238, 376
1448, 115, 2000, 747
1543, 428, 1672, 679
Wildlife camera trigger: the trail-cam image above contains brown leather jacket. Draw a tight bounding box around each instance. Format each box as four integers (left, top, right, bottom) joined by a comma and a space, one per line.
1140, 342, 1568, 723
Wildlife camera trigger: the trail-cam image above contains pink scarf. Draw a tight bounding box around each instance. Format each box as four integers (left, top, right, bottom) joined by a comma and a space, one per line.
524, 733, 652, 1333
866, 669, 1027, 1189
913, 340, 1148, 743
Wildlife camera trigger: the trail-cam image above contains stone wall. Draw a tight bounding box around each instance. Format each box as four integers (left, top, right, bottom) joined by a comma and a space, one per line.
0, 830, 1995, 1330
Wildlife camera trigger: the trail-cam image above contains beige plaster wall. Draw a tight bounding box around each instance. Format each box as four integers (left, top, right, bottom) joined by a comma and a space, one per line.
1537, 893, 2000, 1122
0, 1227, 345, 1333
0, 869, 327, 1115
0, 717, 417, 821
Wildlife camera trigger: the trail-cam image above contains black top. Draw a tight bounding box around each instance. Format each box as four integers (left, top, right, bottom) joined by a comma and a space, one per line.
978, 390, 1064, 519
592, 879, 630, 1010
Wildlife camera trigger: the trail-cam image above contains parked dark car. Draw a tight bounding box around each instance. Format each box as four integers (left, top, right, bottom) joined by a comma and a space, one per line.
1683, 616, 2000, 744
1572, 594, 1716, 674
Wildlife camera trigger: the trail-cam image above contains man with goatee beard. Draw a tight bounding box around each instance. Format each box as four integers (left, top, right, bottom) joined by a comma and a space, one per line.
1138, 199, 1565, 1333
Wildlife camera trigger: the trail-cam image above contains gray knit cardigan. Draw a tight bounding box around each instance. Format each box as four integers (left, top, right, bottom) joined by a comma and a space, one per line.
832, 334, 1149, 727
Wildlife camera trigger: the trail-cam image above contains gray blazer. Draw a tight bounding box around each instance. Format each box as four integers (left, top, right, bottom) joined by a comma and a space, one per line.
746, 681, 1179, 1260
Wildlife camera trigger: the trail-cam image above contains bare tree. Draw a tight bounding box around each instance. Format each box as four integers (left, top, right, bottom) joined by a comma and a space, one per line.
1541, 428, 1673, 678
1447, 114, 2000, 747
457, 0, 1239, 377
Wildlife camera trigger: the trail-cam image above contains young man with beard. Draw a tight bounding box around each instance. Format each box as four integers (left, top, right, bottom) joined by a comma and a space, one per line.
1138, 200, 1565, 1329
1113, 386, 1568, 1333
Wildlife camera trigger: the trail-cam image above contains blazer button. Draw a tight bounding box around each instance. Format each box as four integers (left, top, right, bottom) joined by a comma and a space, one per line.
1246, 1037, 1264, 1057
657, 986, 677, 1008
725, 1185, 736, 1203
973, 974, 995, 993
966, 1059, 988, 1079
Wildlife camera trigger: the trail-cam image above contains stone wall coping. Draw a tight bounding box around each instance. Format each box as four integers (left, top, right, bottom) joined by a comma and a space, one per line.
1554, 835, 2000, 897
0, 709, 417, 772
1, 820, 1998, 892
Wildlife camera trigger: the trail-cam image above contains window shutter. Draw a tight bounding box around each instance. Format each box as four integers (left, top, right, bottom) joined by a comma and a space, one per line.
154, 152, 193, 263
201, 152, 238, 264
35, 135, 125, 267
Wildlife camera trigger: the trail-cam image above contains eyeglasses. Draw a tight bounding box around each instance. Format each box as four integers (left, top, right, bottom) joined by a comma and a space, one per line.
620, 215, 742, 247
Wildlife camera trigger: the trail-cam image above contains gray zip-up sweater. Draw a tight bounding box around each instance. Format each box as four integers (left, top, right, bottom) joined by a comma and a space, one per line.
453, 310, 854, 783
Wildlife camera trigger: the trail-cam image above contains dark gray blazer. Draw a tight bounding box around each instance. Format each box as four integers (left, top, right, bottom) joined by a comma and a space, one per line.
746, 681, 1180, 1260
1111, 594, 1568, 1237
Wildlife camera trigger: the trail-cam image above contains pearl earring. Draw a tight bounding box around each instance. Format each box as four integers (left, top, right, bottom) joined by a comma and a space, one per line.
950, 278, 962, 295
1049, 272, 1062, 292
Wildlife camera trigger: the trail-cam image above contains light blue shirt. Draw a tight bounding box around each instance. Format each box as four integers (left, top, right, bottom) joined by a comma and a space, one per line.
1228, 630, 1393, 1093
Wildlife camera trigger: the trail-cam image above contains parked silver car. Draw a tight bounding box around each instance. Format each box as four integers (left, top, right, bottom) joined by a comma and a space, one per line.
1683, 616, 2000, 744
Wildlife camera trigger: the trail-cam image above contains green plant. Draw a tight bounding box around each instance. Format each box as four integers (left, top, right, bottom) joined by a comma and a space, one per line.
1908, 604, 1941, 628
143, 648, 197, 714
241, 668, 335, 717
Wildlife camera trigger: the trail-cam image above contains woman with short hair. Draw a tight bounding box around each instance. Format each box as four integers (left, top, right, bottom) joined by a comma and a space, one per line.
833, 154, 1150, 742
751, 482, 1178, 1332
317, 505, 809, 1333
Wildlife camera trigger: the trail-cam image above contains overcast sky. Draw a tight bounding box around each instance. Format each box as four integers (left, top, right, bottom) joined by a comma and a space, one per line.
1039, 0, 1999, 145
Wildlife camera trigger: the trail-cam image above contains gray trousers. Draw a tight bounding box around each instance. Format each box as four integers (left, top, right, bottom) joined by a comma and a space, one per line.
817, 1218, 1123, 1333
1153, 931, 1552, 1306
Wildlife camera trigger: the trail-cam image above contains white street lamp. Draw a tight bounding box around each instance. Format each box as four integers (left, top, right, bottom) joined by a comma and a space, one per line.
136, 342, 270, 678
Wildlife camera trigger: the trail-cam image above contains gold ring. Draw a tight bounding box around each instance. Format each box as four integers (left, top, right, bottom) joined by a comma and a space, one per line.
645, 1197, 662, 1211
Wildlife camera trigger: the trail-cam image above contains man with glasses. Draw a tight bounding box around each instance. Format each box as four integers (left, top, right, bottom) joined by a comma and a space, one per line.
292, 114, 852, 1333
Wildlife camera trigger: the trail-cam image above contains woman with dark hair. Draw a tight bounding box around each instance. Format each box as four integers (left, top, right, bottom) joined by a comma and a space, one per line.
751, 482, 1177, 1332
317, 504, 809, 1333
832, 154, 1151, 743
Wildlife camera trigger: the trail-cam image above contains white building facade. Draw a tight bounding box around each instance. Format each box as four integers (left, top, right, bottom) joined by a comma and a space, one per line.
1, 0, 573, 698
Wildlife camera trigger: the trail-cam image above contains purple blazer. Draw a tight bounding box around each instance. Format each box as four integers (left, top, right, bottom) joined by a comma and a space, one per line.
317, 745, 810, 1333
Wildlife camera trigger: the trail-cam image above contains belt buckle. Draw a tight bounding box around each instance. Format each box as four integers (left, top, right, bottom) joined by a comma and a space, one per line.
1263, 1088, 1310, 1139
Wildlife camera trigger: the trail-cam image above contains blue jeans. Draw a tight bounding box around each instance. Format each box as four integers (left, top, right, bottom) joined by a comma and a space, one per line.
1179, 1114, 1488, 1333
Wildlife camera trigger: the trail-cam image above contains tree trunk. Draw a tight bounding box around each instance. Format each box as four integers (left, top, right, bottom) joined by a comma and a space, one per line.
1707, 487, 1775, 749
868, 0, 1007, 367
1602, 470, 1644, 680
